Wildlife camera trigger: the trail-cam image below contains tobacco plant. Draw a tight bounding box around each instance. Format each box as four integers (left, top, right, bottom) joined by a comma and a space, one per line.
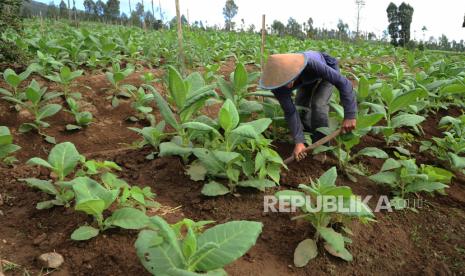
317, 109, 387, 181
65, 97, 93, 130
216, 62, 262, 118
369, 158, 452, 209
105, 62, 135, 107
0, 68, 31, 108
275, 167, 374, 265
135, 216, 262, 275
0, 126, 21, 165
362, 84, 428, 143
11, 80, 62, 142
22, 142, 81, 209
70, 176, 151, 241
155, 66, 217, 155
45, 66, 83, 99
129, 121, 166, 159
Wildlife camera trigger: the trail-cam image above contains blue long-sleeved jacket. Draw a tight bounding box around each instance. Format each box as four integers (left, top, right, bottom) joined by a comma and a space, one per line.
272, 51, 357, 144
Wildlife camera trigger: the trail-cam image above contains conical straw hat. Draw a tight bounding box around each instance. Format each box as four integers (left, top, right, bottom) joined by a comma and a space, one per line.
259, 53, 307, 90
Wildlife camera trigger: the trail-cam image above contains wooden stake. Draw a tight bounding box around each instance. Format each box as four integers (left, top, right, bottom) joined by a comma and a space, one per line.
175, 0, 185, 74
187, 8, 190, 30
260, 14, 266, 69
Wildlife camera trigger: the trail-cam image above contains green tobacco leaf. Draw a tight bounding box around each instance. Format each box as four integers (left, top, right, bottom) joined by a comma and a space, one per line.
135, 217, 186, 275
26, 157, 53, 169
230, 125, 258, 139
380, 158, 401, 171
239, 118, 272, 134
405, 181, 449, 193
389, 89, 427, 114
37, 104, 62, 120
439, 83, 465, 94
318, 227, 345, 253
236, 179, 276, 191
368, 171, 398, 185
318, 167, 337, 187
47, 142, 81, 179
324, 243, 353, 262
159, 142, 191, 157
186, 72, 205, 93
4, 69, 21, 87
0, 144, 21, 159
357, 76, 369, 99
449, 153, 465, 169
182, 122, 220, 136
217, 77, 234, 101
192, 148, 224, 174
75, 199, 105, 216
391, 114, 425, 129
356, 113, 383, 130
233, 63, 248, 92
21, 178, 57, 195
196, 221, 263, 271
0, 126, 13, 145
105, 207, 149, 229
168, 66, 187, 108
152, 90, 179, 130
201, 181, 230, 196
357, 147, 388, 159
71, 226, 100, 241
294, 239, 318, 267
72, 176, 117, 211
219, 99, 239, 131
422, 165, 454, 183
186, 162, 207, 181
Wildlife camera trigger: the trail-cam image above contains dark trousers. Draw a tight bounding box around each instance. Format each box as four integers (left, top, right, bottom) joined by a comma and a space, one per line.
295, 80, 333, 142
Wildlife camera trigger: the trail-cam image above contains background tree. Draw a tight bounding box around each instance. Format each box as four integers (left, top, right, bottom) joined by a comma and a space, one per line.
59, 0, 67, 18
271, 20, 285, 36
104, 0, 120, 22
169, 14, 187, 29
285, 17, 303, 39
306, 17, 315, 38
130, 1, 144, 26
337, 19, 349, 40
47, 1, 58, 19
439, 34, 450, 50
223, 0, 238, 31
398, 2, 414, 46
462, 14, 465, 27
386, 2, 399, 46
95, 0, 105, 19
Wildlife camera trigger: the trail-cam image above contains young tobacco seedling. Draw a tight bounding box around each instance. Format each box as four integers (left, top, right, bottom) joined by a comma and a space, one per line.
105, 63, 135, 107
29, 50, 63, 76
363, 84, 428, 143
155, 66, 217, 155
70, 176, 151, 241
45, 66, 83, 99
0, 126, 21, 165
275, 167, 374, 266
135, 216, 263, 275
125, 85, 155, 124
22, 142, 81, 209
369, 158, 452, 209
317, 108, 386, 182
0, 68, 31, 108
216, 62, 262, 118
65, 97, 93, 130
13, 80, 62, 143
129, 120, 166, 159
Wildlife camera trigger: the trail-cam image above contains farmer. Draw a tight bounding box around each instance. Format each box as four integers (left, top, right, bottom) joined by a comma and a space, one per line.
259, 51, 357, 161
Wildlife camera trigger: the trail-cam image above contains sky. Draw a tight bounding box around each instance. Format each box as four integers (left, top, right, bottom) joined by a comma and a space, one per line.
39, 0, 465, 41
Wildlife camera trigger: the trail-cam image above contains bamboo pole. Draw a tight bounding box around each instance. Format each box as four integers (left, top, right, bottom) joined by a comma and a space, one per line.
175, 0, 185, 75
260, 14, 266, 69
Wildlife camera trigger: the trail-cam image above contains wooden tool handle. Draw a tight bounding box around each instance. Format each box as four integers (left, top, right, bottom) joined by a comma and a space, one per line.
283, 129, 342, 165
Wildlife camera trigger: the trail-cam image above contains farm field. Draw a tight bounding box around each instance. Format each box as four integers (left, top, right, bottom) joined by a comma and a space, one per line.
0, 20, 465, 275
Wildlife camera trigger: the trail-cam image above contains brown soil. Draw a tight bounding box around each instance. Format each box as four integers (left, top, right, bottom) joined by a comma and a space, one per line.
1, 64, 465, 276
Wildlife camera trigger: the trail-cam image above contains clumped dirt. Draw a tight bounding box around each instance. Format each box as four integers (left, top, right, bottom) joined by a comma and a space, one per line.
1, 64, 465, 276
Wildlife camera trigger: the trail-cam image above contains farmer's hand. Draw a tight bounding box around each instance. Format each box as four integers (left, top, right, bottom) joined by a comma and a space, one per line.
342, 119, 357, 133
293, 143, 307, 162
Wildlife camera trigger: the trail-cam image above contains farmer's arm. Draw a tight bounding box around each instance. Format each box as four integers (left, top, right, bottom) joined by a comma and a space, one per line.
271, 87, 306, 144
307, 59, 357, 119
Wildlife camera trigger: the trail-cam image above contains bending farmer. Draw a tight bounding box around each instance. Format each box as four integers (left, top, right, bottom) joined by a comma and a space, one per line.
259, 51, 358, 161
